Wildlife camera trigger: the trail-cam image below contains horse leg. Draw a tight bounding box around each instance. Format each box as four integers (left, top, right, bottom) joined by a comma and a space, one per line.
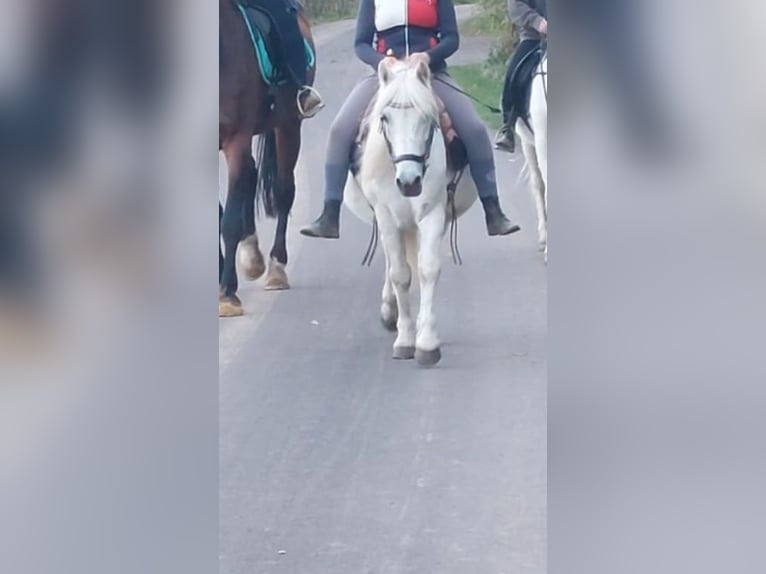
219, 202, 224, 287
219, 135, 253, 317
237, 160, 265, 281
519, 127, 547, 252
534, 114, 548, 263
380, 246, 398, 332
377, 210, 415, 359
414, 210, 445, 366
264, 122, 300, 291
530, 81, 548, 260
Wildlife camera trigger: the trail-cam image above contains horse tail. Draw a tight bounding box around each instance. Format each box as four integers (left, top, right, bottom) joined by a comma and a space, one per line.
254, 129, 278, 218
404, 229, 419, 279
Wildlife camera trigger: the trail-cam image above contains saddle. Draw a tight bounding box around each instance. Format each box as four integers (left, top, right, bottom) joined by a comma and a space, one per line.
350, 96, 469, 176
234, 0, 314, 86
509, 47, 544, 127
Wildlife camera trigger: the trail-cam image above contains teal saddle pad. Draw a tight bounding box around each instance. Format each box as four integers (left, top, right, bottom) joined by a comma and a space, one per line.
234, 2, 315, 86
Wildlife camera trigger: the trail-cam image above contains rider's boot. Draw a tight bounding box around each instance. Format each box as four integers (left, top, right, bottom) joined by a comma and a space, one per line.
481, 197, 521, 236
297, 86, 324, 119
300, 199, 341, 238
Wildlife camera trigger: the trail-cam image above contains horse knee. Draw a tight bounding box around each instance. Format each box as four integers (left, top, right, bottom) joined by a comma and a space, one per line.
389, 264, 411, 289
419, 262, 440, 285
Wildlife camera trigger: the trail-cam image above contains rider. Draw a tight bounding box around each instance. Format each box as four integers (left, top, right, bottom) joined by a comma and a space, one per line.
300, 0, 520, 239
245, 0, 324, 118
495, 0, 547, 153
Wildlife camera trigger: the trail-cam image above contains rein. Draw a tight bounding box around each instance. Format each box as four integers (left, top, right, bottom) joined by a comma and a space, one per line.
447, 168, 465, 265
433, 76, 502, 115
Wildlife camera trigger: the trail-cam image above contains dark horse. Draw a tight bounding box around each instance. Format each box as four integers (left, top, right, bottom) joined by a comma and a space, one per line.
219, 0, 316, 317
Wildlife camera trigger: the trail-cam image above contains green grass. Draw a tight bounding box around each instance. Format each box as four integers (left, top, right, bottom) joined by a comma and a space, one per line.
460, 13, 508, 36
448, 62, 505, 129
307, 6, 356, 24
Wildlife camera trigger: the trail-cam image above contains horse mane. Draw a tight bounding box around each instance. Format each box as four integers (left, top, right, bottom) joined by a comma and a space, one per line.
371, 66, 441, 124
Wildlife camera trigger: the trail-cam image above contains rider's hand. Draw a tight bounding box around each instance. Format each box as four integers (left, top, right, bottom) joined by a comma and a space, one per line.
536, 18, 548, 36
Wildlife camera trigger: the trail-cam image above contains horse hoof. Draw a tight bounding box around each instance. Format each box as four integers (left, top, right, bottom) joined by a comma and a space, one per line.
380, 314, 397, 332
219, 295, 243, 318
392, 346, 415, 360
264, 259, 290, 291
415, 347, 441, 366
238, 235, 266, 281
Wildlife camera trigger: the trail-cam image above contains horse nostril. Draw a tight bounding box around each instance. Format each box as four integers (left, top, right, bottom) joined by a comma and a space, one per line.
414, 175, 422, 186
396, 177, 403, 189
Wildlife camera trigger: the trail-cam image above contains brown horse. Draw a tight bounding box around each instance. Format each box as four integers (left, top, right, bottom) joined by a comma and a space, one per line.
219, 0, 316, 317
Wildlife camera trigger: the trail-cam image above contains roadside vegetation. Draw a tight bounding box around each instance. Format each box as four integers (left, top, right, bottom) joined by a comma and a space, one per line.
452, 0, 519, 127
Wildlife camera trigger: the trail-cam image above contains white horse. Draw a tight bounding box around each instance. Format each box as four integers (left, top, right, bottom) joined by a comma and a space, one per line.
344, 57, 478, 366
515, 50, 547, 259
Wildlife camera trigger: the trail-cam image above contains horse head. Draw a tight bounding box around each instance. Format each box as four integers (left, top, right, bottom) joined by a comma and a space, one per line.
374, 57, 441, 198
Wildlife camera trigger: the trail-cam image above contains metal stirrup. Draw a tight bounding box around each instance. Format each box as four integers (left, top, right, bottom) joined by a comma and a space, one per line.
296, 86, 324, 118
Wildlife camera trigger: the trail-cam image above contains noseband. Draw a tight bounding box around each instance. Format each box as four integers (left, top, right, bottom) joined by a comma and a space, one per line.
379, 102, 438, 171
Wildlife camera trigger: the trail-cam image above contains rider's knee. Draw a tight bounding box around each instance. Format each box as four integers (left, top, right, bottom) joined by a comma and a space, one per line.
462, 120, 491, 147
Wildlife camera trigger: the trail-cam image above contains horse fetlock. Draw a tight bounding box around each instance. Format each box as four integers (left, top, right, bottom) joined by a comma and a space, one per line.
238, 235, 266, 280
416, 321, 439, 352
380, 302, 398, 332
394, 319, 416, 349
537, 225, 548, 250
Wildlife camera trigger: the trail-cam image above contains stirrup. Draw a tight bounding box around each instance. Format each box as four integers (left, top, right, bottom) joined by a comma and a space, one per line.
297, 86, 324, 119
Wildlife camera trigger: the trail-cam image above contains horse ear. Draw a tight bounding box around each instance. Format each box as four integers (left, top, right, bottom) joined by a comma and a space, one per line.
415, 59, 431, 85
378, 58, 393, 85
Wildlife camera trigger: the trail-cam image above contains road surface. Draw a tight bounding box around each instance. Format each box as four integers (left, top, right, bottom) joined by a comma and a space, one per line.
220, 12, 546, 574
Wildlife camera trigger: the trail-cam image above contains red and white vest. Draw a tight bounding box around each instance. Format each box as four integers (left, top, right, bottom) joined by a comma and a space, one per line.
374, 0, 439, 33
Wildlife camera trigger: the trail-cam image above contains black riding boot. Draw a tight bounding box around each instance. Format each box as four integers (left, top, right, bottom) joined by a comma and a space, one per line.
494, 123, 516, 153
300, 199, 341, 239
494, 108, 516, 153
481, 197, 521, 236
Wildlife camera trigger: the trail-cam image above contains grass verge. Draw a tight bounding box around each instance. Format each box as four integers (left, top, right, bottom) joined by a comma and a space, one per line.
307, 7, 356, 24
448, 62, 505, 130
460, 13, 508, 36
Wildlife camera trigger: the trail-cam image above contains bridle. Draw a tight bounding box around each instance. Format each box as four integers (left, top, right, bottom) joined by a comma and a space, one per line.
378, 102, 438, 172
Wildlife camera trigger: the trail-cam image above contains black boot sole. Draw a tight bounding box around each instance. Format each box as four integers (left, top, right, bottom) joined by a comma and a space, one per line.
488, 223, 521, 237
299, 227, 339, 239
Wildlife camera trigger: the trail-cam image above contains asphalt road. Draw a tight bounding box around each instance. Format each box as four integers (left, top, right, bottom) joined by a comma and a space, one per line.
219, 13, 546, 574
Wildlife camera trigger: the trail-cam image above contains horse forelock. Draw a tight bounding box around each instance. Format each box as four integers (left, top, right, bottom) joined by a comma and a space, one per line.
372, 70, 440, 123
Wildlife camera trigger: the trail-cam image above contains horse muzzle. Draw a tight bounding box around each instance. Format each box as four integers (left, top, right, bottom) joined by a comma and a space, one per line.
396, 175, 423, 197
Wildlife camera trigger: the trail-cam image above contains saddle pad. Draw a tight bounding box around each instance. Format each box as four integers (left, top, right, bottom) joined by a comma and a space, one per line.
511, 48, 543, 127
234, 2, 315, 86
